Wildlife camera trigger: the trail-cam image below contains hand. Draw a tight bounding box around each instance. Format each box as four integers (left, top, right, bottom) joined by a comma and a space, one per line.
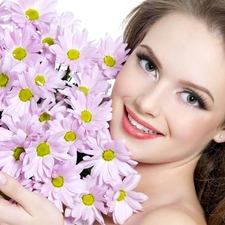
0, 172, 64, 225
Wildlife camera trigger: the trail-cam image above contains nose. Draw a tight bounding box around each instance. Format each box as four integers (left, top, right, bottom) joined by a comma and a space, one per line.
136, 80, 168, 118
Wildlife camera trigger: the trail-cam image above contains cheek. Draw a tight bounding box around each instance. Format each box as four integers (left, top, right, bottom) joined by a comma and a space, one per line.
169, 112, 216, 149
112, 68, 146, 100
111, 70, 131, 98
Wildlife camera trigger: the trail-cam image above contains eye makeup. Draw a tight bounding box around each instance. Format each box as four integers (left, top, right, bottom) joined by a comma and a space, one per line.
136, 51, 158, 76
179, 88, 209, 110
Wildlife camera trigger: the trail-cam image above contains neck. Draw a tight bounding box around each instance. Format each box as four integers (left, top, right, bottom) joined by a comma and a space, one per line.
134, 156, 200, 197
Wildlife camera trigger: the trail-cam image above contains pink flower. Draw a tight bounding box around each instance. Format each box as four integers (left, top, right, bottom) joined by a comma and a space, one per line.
0, 0, 11, 24
19, 174, 43, 194
1, 111, 45, 145
0, 56, 26, 109
50, 27, 97, 72
71, 65, 111, 97
96, 34, 130, 78
6, 0, 58, 30
64, 217, 80, 225
54, 11, 81, 35
0, 131, 27, 179
0, 1, 147, 223
22, 131, 72, 181
28, 59, 66, 102
2, 27, 43, 67
0, 115, 29, 179
32, 99, 67, 125
106, 174, 148, 224
48, 113, 87, 158
66, 175, 107, 225
66, 91, 112, 132
4, 72, 39, 117
41, 161, 84, 211
79, 130, 137, 186
0, 111, 46, 179
39, 23, 59, 62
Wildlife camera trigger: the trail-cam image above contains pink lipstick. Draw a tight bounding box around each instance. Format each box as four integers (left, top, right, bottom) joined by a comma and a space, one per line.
122, 106, 162, 139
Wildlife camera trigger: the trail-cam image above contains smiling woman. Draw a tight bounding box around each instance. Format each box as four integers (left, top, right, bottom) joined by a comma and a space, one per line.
1, 1, 225, 225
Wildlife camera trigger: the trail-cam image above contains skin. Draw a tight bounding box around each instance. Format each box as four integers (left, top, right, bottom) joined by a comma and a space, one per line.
0, 172, 64, 225
108, 13, 225, 224
110, 14, 225, 164
0, 12, 225, 225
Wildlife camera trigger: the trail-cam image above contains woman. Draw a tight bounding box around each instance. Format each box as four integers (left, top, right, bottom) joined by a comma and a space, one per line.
0, 0, 225, 224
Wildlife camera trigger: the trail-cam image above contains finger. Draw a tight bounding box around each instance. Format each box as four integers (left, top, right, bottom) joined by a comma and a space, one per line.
0, 197, 29, 225
0, 172, 64, 225
0, 172, 47, 216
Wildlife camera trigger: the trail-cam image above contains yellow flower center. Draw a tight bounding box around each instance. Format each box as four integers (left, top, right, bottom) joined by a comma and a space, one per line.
117, 190, 126, 201
67, 49, 80, 60
0, 73, 9, 87
82, 194, 95, 206
52, 176, 64, 188
81, 110, 92, 123
79, 86, 89, 96
64, 131, 76, 142
25, 8, 39, 21
102, 149, 115, 161
39, 112, 51, 123
42, 37, 54, 46
35, 75, 45, 86
12, 47, 27, 61
18, 88, 33, 102
36, 142, 50, 157
13, 147, 25, 161
104, 55, 116, 67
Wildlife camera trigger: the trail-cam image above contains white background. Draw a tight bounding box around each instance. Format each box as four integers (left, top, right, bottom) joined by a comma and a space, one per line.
56, 0, 143, 39
8, 0, 144, 39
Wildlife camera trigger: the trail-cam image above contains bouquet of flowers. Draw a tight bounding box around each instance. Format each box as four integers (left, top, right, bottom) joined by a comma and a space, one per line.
0, 0, 148, 224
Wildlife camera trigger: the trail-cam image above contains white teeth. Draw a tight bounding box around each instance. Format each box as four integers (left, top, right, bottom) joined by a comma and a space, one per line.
136, 123, 143, 129
128, 114, 158, 134
142, 127, 149, 133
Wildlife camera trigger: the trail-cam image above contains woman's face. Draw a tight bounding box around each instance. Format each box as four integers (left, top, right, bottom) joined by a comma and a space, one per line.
110, 13, 225, 164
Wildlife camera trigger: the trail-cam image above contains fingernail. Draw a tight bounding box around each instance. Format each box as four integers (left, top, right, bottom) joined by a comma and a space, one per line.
0, 173, 7, 185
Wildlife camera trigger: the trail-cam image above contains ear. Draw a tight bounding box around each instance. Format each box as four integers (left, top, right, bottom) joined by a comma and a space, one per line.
213, 128, 225, 143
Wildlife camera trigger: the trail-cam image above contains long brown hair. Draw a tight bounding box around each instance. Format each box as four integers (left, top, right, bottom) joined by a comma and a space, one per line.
123, 1, 225, 224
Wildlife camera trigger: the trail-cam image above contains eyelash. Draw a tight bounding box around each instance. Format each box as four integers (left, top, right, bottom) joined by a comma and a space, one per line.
136, 52, 158, 78
179, 88, 208, 110
136, 51, 209, 110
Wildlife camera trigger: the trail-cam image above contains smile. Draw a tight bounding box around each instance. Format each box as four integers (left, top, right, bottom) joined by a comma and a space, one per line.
128, 114, 158, 134
122, 106, 162, 139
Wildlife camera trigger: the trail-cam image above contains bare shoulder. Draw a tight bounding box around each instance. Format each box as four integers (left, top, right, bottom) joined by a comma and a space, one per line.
139, 205, 206, 225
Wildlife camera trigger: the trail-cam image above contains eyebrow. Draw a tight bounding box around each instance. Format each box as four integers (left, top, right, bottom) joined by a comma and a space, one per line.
139, 44, 163, 69
138, 45, 214, 102
179, 79, 214, 102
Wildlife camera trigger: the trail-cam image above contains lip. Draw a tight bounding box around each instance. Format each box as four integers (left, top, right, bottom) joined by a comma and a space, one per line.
122, 106, 163, 139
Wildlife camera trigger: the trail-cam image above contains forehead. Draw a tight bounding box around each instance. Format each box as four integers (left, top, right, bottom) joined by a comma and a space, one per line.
138, 13, 225, 102
141, 13, 224, 61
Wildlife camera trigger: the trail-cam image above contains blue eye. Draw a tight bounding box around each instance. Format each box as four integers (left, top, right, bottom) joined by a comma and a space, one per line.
136, 52, 158, 78
140, 59, 157, 78
181, 92, 199, 106
179, 90, 207, 109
